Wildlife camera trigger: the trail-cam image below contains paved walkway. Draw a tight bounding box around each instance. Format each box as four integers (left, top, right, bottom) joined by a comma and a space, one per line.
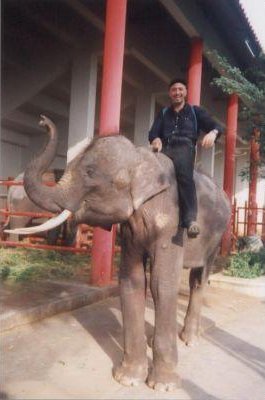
1, 282, 265, 399
0, 280, 118, 332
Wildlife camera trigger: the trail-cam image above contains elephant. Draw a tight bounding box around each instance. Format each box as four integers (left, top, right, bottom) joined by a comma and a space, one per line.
6, 115, 231, 391
2, 171, 76, 245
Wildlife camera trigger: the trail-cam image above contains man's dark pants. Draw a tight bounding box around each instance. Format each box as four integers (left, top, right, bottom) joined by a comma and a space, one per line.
162, 138, 197, 228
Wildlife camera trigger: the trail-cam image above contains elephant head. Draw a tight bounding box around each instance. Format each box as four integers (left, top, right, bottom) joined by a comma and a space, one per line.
6, 116, 170, 234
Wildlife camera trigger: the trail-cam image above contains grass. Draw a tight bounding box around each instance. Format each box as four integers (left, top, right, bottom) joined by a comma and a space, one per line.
0, 247, 91, 282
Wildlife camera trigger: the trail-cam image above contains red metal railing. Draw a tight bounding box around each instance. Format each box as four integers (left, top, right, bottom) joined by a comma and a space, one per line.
231, 199, 265, 251
0, 180, 55, 187
0, 210, 54, 218
0, 179, 93, 253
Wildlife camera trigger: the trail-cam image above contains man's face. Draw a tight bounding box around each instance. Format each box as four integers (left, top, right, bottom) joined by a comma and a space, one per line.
169, 82, 187, 106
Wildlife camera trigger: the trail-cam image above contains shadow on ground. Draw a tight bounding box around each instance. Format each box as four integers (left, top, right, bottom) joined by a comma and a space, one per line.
183, 379, 223, 400
205, 326, 265, 379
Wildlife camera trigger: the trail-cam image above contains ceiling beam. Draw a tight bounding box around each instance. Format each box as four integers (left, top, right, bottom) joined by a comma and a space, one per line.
66, 0, 174, 86
65, 0, 104, 32
159, 0, 198, 38
2, 111, 44, 136
97, 55, 145, 91
2, 49, 70, 118
29, 16, 78, 48
1, 128, 30, 147
122, 72, 145, 91
129, 48, 171, 83
159, 0, 237, 66
25, 94, 69, 119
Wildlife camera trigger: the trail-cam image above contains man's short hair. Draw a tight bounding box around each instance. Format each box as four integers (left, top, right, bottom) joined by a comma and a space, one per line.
168, 78, 187, 89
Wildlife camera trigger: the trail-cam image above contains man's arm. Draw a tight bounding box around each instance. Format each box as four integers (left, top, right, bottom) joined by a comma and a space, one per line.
194, 106, 224, 148
148, 110, 164, 152
201, 130, 219, 148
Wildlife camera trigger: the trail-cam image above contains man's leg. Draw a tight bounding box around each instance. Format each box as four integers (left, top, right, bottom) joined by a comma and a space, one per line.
172, 143, 199, 237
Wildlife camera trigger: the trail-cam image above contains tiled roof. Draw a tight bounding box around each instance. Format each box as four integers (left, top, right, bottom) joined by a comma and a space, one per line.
237, 0, 263, 50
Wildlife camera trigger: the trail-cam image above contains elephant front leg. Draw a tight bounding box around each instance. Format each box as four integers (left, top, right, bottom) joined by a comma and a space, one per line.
113, 252, 148, 386
180, 266, 209, 346
148, 245, 183, 391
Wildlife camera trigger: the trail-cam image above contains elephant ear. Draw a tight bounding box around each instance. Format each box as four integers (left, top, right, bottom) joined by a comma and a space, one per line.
130, 147, 170, 210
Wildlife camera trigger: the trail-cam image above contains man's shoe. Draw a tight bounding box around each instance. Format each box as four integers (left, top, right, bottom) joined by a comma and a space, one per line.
187, 221, 200, 238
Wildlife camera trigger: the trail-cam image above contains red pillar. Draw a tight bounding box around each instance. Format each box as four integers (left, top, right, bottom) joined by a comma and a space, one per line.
247, 128, 260, 235
187, 38, 203, 105
221, 93, 238, 255
91, 0, 127, 286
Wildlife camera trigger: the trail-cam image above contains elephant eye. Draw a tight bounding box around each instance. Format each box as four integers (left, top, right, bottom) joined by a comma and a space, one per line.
86, 167, 95, 177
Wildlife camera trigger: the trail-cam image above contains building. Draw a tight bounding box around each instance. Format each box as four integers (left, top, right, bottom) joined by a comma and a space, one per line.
1, 0, 264, 268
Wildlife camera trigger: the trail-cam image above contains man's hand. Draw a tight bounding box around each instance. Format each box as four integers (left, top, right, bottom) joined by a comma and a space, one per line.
151, 138, 162, 152
201, 130, 218, 148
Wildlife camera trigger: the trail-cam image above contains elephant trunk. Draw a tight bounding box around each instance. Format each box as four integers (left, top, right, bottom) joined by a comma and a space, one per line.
24, 115, 68, 213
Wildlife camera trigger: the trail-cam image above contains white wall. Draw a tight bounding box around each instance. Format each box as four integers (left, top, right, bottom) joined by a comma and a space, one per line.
67, 52, 98, 162
0, 124, 67, 180
235, 153, 250, 206
29, 122, 68, 171
213, 146, 225, 188
0, 130, 30, 178
133, 93, 156, 146
1, 142, 26, 179
0, 133, 29, 198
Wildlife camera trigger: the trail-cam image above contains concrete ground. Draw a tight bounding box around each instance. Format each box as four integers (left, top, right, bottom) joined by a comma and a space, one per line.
1, 282, 265, 400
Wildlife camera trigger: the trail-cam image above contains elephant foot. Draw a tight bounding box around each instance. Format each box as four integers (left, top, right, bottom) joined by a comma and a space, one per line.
147, 363, 181, 392
113, 360, 148, 387
179, 325, 200, 347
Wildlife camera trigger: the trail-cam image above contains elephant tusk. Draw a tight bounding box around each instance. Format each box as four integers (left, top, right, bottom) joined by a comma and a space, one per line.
4, 209, 72, 235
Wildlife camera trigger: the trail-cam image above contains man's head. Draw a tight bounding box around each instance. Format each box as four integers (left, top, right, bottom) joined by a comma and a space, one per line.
168, 78, 187, 108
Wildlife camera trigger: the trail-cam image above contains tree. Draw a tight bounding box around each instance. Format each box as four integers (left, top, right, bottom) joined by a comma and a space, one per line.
207, 50, 265, 179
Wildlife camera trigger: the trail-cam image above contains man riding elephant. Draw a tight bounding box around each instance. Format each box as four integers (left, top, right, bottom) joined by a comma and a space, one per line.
149, 78, 223, 238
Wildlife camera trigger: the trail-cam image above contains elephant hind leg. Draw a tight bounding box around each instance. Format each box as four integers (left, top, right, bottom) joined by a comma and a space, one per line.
179, 266, 207, 346
179, 248, 218, 346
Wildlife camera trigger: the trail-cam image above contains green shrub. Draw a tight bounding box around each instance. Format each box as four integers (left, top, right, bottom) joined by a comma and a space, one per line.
225, 248, 265, 278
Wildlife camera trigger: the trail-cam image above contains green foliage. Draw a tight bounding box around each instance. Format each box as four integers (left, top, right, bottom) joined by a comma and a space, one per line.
0, 247, 90, 282
207, 49, 265, 108
0, 266, 11, 280
207, 49, 265, 178
238, 160, 264, 181
225, 249, 265, 278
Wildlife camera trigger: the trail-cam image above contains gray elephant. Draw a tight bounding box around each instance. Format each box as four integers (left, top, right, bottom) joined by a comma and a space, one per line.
7, 116, 230, 391
3, 171, 76, 245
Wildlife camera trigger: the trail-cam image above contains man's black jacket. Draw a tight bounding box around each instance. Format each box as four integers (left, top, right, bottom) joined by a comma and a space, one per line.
148, 103, 223, 145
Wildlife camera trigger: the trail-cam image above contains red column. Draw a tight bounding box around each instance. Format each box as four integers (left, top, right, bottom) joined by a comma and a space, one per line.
187, 38, 203, 105
262, 209, 265, 240
91, 0, 127, 286
221, 93, 238, 255
247, 128, 260, 235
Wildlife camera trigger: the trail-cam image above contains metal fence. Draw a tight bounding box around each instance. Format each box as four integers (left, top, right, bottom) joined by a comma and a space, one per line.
0, 179, 93, 253
2, 179, 264, 255
231, 199, 265, 251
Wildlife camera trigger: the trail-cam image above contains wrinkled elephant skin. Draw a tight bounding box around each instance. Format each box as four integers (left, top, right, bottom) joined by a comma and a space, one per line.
22, 116, 231, 391
3, 171, 76, 245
